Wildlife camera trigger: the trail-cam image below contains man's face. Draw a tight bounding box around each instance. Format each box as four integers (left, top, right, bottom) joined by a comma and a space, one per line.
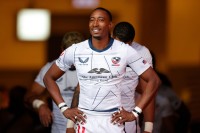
89, 9, 112, 39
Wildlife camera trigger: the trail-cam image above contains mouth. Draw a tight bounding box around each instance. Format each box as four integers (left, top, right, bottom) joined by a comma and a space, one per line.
92, 28, 100, 34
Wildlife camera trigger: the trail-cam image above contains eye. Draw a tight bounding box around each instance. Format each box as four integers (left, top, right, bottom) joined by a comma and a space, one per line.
89, 18, 94, 22
98, 18, 104, 22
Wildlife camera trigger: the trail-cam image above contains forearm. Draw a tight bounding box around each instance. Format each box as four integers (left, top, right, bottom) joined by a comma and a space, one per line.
70, 84, 80, 108
43, 77, 65, 105
143, 97, 155, 122
136, 77, 160, 110
24, 82, 46, 109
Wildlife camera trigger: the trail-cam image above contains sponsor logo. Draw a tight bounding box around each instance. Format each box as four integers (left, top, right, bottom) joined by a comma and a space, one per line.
78, 57, 89, 63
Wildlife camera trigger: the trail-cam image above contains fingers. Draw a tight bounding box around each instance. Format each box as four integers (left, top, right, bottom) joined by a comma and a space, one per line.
111, 107, 134, 125
64, 108, 87, 124
40, 115, 52, 127
73, 112, 86, 124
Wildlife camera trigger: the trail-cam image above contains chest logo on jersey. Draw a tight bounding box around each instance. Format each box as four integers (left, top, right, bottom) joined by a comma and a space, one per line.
88, 68, 110, 74
111, 57, 121, 66
78, 57, 89, 63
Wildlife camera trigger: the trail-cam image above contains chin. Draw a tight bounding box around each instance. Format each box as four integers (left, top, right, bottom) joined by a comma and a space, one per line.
93, 36, 101, 40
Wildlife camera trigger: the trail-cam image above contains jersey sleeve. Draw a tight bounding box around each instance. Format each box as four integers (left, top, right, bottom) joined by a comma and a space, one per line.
34, 62, 53, 87
55, 44, 75, 71
126, 45, 150, 75
141, 46, 153, 67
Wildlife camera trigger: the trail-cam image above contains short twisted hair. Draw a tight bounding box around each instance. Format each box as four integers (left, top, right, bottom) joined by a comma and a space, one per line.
61, 31, 84, 50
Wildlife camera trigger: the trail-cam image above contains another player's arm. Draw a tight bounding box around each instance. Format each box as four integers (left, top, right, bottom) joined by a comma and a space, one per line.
71, 83, 80, 108
24, 81, 52, 127
66, 84, 80, 133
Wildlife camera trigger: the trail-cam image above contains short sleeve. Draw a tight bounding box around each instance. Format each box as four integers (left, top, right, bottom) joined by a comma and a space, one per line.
56, 44, 75, 71
126, 45, 150, 75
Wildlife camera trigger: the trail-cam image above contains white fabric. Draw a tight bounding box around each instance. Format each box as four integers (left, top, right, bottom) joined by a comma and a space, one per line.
56, 38, 150, 116
35, 61, 78, 133
75, 113, 125, 133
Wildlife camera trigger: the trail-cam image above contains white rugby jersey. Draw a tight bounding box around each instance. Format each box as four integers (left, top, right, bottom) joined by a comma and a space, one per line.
121, 41, 153, 112
35, 61, 78, 133
56, 38, 150, 115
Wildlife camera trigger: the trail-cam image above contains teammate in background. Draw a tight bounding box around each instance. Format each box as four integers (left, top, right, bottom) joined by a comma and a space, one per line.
24, 31, 84, 133
112, 21, 155, 133
44, 7, 160, 133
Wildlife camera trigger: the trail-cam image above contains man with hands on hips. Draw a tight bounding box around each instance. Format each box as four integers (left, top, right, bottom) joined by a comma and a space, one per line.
44, 7, 160, 133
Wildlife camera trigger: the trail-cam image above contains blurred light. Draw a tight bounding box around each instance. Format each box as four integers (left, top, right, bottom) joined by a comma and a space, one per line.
17, 9, 51, 41
72, 0, 99, 9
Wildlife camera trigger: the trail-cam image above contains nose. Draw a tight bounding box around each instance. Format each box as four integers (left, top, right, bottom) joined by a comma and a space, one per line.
93, 20, 99, 27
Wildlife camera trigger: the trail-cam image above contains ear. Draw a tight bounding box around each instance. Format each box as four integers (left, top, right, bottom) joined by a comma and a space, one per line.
108, 22, 113, 30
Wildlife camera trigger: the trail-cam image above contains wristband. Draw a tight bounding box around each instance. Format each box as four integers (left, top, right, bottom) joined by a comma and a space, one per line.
32, 99, 45, 109
132, 106, 142, 118
144, 122, 153, 132
58, 102, 69, 113
58, 102, 67, 109
132, 110, 139, 118
135, 106, 142, 113
61, 106, 69, 113
67, 119, 75, 128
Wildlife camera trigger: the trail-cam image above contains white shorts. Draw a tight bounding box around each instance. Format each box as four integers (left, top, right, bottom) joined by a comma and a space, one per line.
75, 113, 125, 133
124, 118, 141, 133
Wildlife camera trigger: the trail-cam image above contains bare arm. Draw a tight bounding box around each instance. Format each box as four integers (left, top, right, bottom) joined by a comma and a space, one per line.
71, 83, 80, 108
24, 82, 52, 127
136, 78, 155, 133
66, 84, 80, 133
43, 63, 65, 105
24, 82, 46, 108
111, 67, 160, 127
136, 67, 160, 110
43, 63, 85, 122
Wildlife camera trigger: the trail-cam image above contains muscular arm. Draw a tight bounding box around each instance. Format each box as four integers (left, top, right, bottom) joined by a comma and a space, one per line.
43, 63, 65, 105
136, 78, 155, 122
44, 63, 85, 122
136, 67, 160, 111
136, 78, 155, 133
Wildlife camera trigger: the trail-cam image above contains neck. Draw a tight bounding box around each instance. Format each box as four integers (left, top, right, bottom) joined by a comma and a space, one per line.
92, 36, 110, 50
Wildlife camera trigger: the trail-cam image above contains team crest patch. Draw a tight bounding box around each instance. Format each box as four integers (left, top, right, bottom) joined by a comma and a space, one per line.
111, 57, 121, 66
78, 57, 89, 63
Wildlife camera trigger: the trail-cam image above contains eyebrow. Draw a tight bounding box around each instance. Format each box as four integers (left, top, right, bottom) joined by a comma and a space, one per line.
90, 16, 105, 19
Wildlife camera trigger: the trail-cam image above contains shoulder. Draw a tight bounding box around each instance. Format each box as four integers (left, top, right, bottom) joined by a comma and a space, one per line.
72, 39, 89, 47
132, 41, 150, 52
